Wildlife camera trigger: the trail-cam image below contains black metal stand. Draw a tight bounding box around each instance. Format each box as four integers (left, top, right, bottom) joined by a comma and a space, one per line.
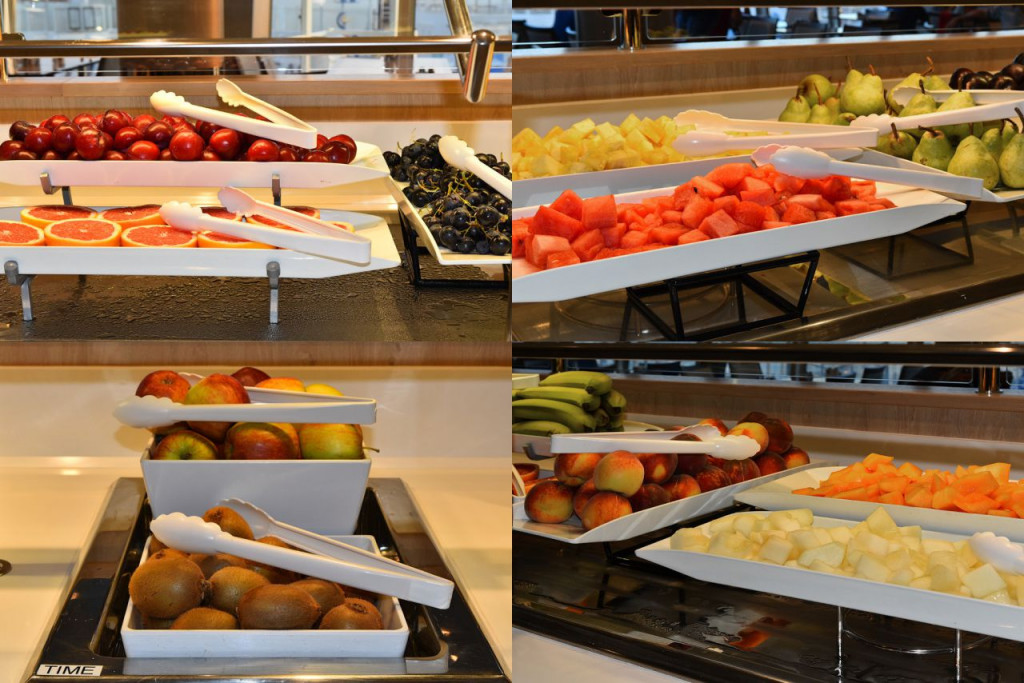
619, 250, 820, 341
398, 209, 510, 289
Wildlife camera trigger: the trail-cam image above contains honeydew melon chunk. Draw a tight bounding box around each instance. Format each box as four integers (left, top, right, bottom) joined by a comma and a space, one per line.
954, 540, 979, 568
757, 536, 794, 564
784, 560, 800, 568
929, 564, 961, 593
670, 527, 708, 551
865, 507, 899, 536
732, 513, 765, 537
962, 563, 1007, 598
885, 548, 913, 571
788, 509, 814, 527
847, 549, 864, 568
983, 588, 1014, 604
790, 529, 824, 552
828, 526, 853, 545
855, 553, 891, 583
927, 550, 958, 571
891, 567, 915, 585
708, 516, 737, 534
1010, 576, 1024, 606
922, 539, 956, 555
812, 528, 833, 546
902, 536, 922, 552
767, 510, 802, 532
708, 531, 754, 559
899, 525, 922, 538
798, 541, 845, 569
852, 530, 889, 558
909, 576, 932, 590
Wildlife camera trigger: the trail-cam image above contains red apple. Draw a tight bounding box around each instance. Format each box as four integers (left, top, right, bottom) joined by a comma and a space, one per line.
663, 474, 701, 501
572, 479, 598, 518
761, 417, 794, 455
782, 446, 811, 469
753, 452, 786, 476
728, 422, 770, 455
297, 423, 363, 459
697, 418, 728, 436
224, 422, 299, 460
231, 366, 271, 387
514, 463, 540, 483
694, 465, 732, 492
184, 373, 250, 441
629, 483, 670, 511
636, 452, 678, 484
592, 451, 644, 497
554, 452, 603, 487
524, 480, 575, 523
135, 369, 190, 402
579, 491, 632, 530
151, 429, 219, 460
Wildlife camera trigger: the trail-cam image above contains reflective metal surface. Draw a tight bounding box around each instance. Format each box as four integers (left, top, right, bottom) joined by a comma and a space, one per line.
29, 478, 507, 682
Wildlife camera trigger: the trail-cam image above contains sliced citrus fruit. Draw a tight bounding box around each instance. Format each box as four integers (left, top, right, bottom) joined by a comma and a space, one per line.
251, 206, 320, 230
331, 221, 355, 233
197, 231, 273, 249
100, 204, 163, 229
121, 224, 197, 248
21, 205, 97, 229
44, 218, 122, 247
200, 206, 240, 221
0, 220, 45, 246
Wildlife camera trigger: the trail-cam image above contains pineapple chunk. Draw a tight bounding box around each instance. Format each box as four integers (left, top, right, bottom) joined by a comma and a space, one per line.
619, 113, 641, 134
512, 128, 544, 149
798, 542, 845, 569
866, 507, 899, 536
962, 563, 1007, 598
529, 155, 564, 178
543, 125, 565, 141
759, 536, 795, 565
571, 118, 596, 136
604, 149, 640, 170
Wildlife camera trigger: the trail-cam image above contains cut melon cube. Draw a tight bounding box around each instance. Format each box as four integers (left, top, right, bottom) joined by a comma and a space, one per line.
891, 567, 915, 585
784, 560, 800, 568
670, 528, 708, 551
928, 550, 958, 570
809, 559, 842, 575
865, 507, 899, 536
902, 536, 922, 552
708, 531, 754, 559
909, 576, 932, 590
828, 526, 853, 545
962, 563, 1007, 598
852, 530, 890, 558
788, 509, 814, 527
759, 536, 795, 565
767, 510, 802, 532
798, 542, 845, 569
708, 516, 737, 534
846, 549, 863, 568
954, 540, 979, 568
1011, 576, 1024, 606
790, 529, 824, 552
899, 525, 922, 538
984, 588, 1014, 604
732, 513, 765, 537
929, 564, 961, 593
855, 554, 891, 583
921, 539, 956, 555
885, 548, 913, 571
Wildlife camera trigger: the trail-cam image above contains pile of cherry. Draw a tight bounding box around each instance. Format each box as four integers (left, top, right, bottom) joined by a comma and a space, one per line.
0, 110, 357, 163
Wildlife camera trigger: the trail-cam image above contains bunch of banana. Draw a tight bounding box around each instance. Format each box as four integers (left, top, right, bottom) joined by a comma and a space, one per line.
512, 371, 628, 437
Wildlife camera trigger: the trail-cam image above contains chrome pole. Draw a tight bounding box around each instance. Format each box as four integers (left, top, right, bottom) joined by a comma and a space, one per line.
464, 28, 494, 103
442, 0, 474, 76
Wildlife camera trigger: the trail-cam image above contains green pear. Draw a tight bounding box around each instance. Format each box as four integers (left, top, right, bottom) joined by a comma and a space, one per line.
947, 136, 1000, 190
912, 128, 954, 171
779, 92, 811, 123
923, 74, 948, 91
936, 91, 976, 142
832, 112, 857, 126
999, 132, 1024, 188
886, 72, 924, 113
875, 124, 917, 160
899, 87, 938, 139
839, 67, 886, 116
807, 104, 833, 125
798, 74, 836, 105
981, 126, 1005, 162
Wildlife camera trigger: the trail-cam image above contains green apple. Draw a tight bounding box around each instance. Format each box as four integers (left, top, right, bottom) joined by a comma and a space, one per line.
151, 429, 219, 460
184, 373, 250, 441
224, 422, 299, 460
298, 423, 364, 460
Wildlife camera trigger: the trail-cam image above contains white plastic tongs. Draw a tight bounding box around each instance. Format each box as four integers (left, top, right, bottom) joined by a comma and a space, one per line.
969, 531, 1024, 574
437, 135, 512, 198
150, 78, 318, 149
151, 508, 455, 609
112, 371, 376, 428
159, 188, 371, 265
671, 110, 879, 156
853, 97, 1024, 134
890, 86, 1024, 108
550, 423, 761, 460
750, 144, 985, 199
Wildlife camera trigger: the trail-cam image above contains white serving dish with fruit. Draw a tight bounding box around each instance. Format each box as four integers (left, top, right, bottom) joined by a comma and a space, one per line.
637, 507, 1024, 641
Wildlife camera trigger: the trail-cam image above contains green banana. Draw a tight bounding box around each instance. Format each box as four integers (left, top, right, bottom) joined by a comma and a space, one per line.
516, 386, 601, 411
512, 420, 573, 437
512, 398, 597, 433
608, 413, 625, 429
601, 389, 627, 416
539, 370, 613, 396
593, 408, 610, 429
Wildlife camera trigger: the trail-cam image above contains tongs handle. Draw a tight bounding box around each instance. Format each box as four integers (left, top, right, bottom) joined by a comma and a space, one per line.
217, 187, 363, 240
113, 394, 376, 428
853, 98, 1024, 133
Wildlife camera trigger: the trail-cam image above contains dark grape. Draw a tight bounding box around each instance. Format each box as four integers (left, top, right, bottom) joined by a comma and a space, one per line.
455, 237, 476, 254
439, 227, 461, 250
489, 234, 511, 255
467, 223, 486, 242
445, 207, 472, 230
465, 191, 487, 207
493, 196, 511, 214
383, 150, 401, 168
475, 205, 500, 227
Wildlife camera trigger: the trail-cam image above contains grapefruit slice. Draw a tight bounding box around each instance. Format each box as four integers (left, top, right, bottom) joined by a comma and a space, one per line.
200, 206, 240, 221
0, 220, 45, 246
100, 205, 163, 229
331, 221, 355, 233
251, 205, 320, 230
122, 224, 197, 248
44, 218, 122, 247
197, 231, 273, 249
21, 205, 97, 229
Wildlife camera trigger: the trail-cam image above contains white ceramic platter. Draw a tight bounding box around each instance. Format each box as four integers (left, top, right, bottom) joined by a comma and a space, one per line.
0, 207, 400, 278
510, 180, 965, 303
512, 462, 818, 544
850, 148, 1024, 203
0, 141, 389, 188
121, 535, 409, 658
512, 419, 664, 458
735, 465, 1024, 542
636, 512, 1024, 642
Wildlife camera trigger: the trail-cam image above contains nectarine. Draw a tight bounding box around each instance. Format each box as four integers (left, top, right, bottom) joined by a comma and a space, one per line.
697, 418, 728, 436
573, 479, 598, 518
761, 417, 794, 455
637, 452, 678, 484
592, 451, 644, 497
524, 480, 575, 523
753, 452, 786, 476
782, 446, 811, 469
554, 452, 603, 487
728, 422, 770, 455
579, 492, 632, 530
662, 474, 701, 501
629, 483, 670, 511
694, 465, 732, 492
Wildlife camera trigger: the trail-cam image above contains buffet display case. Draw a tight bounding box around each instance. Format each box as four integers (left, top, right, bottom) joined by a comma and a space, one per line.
513, 342, 1024, 681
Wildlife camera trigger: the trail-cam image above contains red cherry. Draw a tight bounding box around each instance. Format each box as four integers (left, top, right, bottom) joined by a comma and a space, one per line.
104, 149, 128, 161
0, 140, 23, 159
128, 140, 160, 161
245, 139, 279, 162
67, 150, 82, 160
22, 127, 54, 154
143, 121, 173, 149
159, 148, 173, 161
74, 128, 108, 160
132, 114, 156, 132
44, 114, 71, 130
52, 123, 79, 153
304, 150, 329, 163
9, 121, 32, 141
41, 150, 61, 160
279, 146, 300, 162
161, 115, 186, 128
196, 120, 221, 141
321, 140, 355, 164
201, 148, 220, 161
329, 133, 356, 148
113, 126, 142, 151
315, 133, 328, 149
100, 110, 130, 136
13, 149, 39, 160
72, 113, 97, 130
207, 128, 240, 160
169, 130, 204, 161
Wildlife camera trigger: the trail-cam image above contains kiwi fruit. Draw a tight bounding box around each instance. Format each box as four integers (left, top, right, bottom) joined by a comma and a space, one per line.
291, 578, 345, 615
149, 535, 168, 553
202, 506, 254, 540
237, 584, 320, 629
247, 537, 301, 583
190, 552, 247, 579
129, 555, 209, 619
209, 566, 270, 615
319, 598, 384, 630
147, 548, 189, 562
338, 584, 381, 603
171, 607, 238, 630
140, 614, 176, 629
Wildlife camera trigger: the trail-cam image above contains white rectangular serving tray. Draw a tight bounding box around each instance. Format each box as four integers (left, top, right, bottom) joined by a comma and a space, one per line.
849, 148, 1024, 203
121, 534, 409, 658
510, 180, 965, 303
0, 141, 389, 188
390, 179, 511, 267
0, 207, 400, 278
735, 465, 1024, 542
512, 462, 818, 544
636, 512, 1024, 642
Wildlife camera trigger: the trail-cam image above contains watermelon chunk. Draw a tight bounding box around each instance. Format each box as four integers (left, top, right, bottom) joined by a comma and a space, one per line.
549, 189, 584, 220
681, 196, 715, 229
546, 249, 581, 269
781, 203, 816, 224
773, 174, 805, 194
620, 230, 650, 248
698, 209, 741, 238
821, 175, 853, 202
511, 220, 530, 258
692, 176, 725, 199
570, 229, 605, 262
678, 230, 710, 245
602, 222, 628, 248
733, 201, 766, 229
581, 195, 618, 231
532, 205, 584, 240
706, 162, 754, 190
526, 234, 571, 268
835, 199, 872, 216
713, 195, 739, 214
673, 181, 700, 208
739, 187, 776, 206
650, 225, 685, 245
763, 221, 793, 229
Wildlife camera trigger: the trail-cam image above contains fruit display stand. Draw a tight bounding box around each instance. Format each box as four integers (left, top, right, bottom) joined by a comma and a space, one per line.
512, 342, 1024, 682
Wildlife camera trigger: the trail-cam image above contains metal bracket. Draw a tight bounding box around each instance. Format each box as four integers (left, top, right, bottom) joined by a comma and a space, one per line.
267, 261, 280, 324
39, 172, 73, 205
271, 173, 282, 206
4, 260, 35, 321
398, 209, 510, 289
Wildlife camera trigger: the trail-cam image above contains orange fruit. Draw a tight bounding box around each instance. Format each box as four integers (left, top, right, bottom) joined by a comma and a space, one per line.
331, 221, 355, 233
121, 224, 197, 248
0, 220, 44, 246
197, 231, 272, 249
21, 205, 97, 228
100, 205, 163, 229
200, 206, 240, 221
255, 377, 306, 392
44, 218, 122, 247
251, 206, 320, 230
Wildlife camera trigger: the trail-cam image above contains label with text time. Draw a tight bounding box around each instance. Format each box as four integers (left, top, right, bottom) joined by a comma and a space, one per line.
36, 664, 103, 677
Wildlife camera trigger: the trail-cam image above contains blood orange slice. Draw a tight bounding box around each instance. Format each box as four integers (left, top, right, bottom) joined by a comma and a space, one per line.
121, 224, 197, 248
251, 206, 320, 229
44, 218, 122, 247
101, 204, 163, 229
0, 220, 44, 246
197, 231, 273, 249
21, 205, 97, 229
